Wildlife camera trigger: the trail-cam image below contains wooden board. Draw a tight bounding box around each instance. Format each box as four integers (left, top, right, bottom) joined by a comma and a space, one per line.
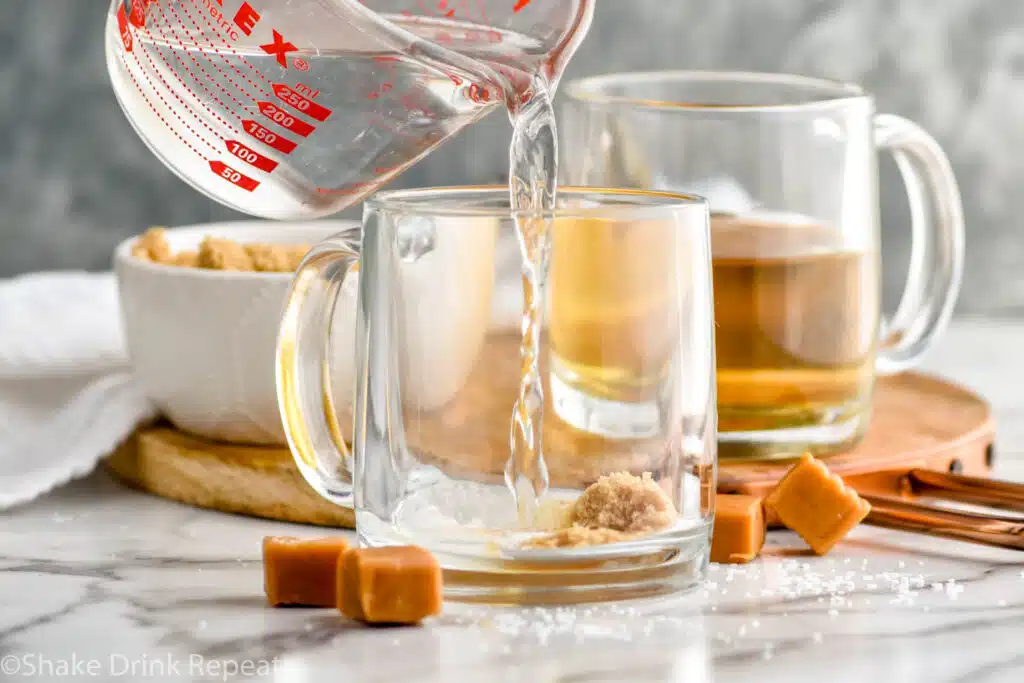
105, 427, 354, 528
103, 362, 993, 528
719, 371, 995, 497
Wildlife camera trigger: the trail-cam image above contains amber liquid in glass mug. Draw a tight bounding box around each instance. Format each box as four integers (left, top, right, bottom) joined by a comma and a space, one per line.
709, 215, 877, 434
558, 71, 964, 459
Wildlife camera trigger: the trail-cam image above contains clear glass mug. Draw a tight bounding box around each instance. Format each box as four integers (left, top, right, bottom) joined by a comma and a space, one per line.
560, 72, 965, 460
277, 186, 717, 602
104, 0, 593, 219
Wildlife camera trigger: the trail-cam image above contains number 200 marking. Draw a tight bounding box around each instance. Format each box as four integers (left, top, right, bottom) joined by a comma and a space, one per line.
265, 105, 294, 127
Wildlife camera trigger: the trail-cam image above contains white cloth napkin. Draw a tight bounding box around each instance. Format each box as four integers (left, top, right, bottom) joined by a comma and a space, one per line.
0, 272, 157, 509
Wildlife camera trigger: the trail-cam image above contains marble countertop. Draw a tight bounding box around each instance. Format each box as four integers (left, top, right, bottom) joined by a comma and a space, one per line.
3, 319, 1024, 683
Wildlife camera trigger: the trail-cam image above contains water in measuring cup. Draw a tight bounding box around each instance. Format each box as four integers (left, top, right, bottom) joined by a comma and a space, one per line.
106, 3, 545, 219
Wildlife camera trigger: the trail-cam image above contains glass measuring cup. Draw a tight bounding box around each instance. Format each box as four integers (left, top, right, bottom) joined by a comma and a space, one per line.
104, 0, 593, 219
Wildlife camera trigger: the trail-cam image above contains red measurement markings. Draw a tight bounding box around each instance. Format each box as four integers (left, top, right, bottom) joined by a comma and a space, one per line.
185, 3, 271, 88
242, 120, 297, 154
513, 0, 533, 12
225, 139, 278, 172
116, 54, 209, 161
130, 23, 225, 145
273, 84, 332, 121
117, 5, 133, 52
150, 2, 258, 120
173, 0, 271, 96
128, 0, 147, 28
258, 102, 315, 137
118, 19, 219, 155
210, 161, 260, 191
140, 10, 244, 136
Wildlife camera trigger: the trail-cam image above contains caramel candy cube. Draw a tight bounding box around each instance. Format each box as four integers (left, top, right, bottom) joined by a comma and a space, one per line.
764, 454, 871, 555
263, 536, 350, 607
710, 494, 766, 564
338, 546, 443, 625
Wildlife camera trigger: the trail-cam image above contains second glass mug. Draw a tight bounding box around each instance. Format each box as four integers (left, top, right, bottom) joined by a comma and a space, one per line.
277, 186, 717, 602
560, 71, 965, 459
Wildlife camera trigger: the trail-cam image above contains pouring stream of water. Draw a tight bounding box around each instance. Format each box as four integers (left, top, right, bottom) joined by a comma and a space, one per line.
506, 85, 558, 525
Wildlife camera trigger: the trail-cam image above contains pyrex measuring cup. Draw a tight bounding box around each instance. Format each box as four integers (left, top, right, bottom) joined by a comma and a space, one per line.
105, 0, 593, 219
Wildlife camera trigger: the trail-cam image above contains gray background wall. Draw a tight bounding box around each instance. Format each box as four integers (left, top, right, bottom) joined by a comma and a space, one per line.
2, 0, 1022, 314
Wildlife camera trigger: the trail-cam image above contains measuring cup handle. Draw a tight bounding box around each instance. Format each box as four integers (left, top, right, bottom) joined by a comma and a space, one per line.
276, 227, 361, 508
874, 114, 965, 375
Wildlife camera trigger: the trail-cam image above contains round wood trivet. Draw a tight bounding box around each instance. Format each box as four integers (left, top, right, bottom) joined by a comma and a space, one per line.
104, 427, 354, 528
104, 334, 993, 525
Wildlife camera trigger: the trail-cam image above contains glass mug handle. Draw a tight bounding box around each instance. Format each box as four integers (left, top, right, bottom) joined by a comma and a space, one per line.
874, 114, 966, 375
276, 227, 361, 508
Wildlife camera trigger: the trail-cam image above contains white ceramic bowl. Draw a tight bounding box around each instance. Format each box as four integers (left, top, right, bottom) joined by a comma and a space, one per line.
114, 221, 355, 445
115, 218, 503, 446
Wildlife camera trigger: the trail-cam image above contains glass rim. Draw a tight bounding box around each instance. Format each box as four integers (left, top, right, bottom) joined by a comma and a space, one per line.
366, 185, 708, 218
565, 70, 871, 113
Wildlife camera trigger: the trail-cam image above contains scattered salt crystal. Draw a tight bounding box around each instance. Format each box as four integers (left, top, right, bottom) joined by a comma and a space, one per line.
762, 645, 774, 660
998, 600, 1007, 607
751, 619, 760, 629
827, 609, 838, 618
812, 632, 823, 644
197, 620, 208, 631
737, 625, 747, 637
